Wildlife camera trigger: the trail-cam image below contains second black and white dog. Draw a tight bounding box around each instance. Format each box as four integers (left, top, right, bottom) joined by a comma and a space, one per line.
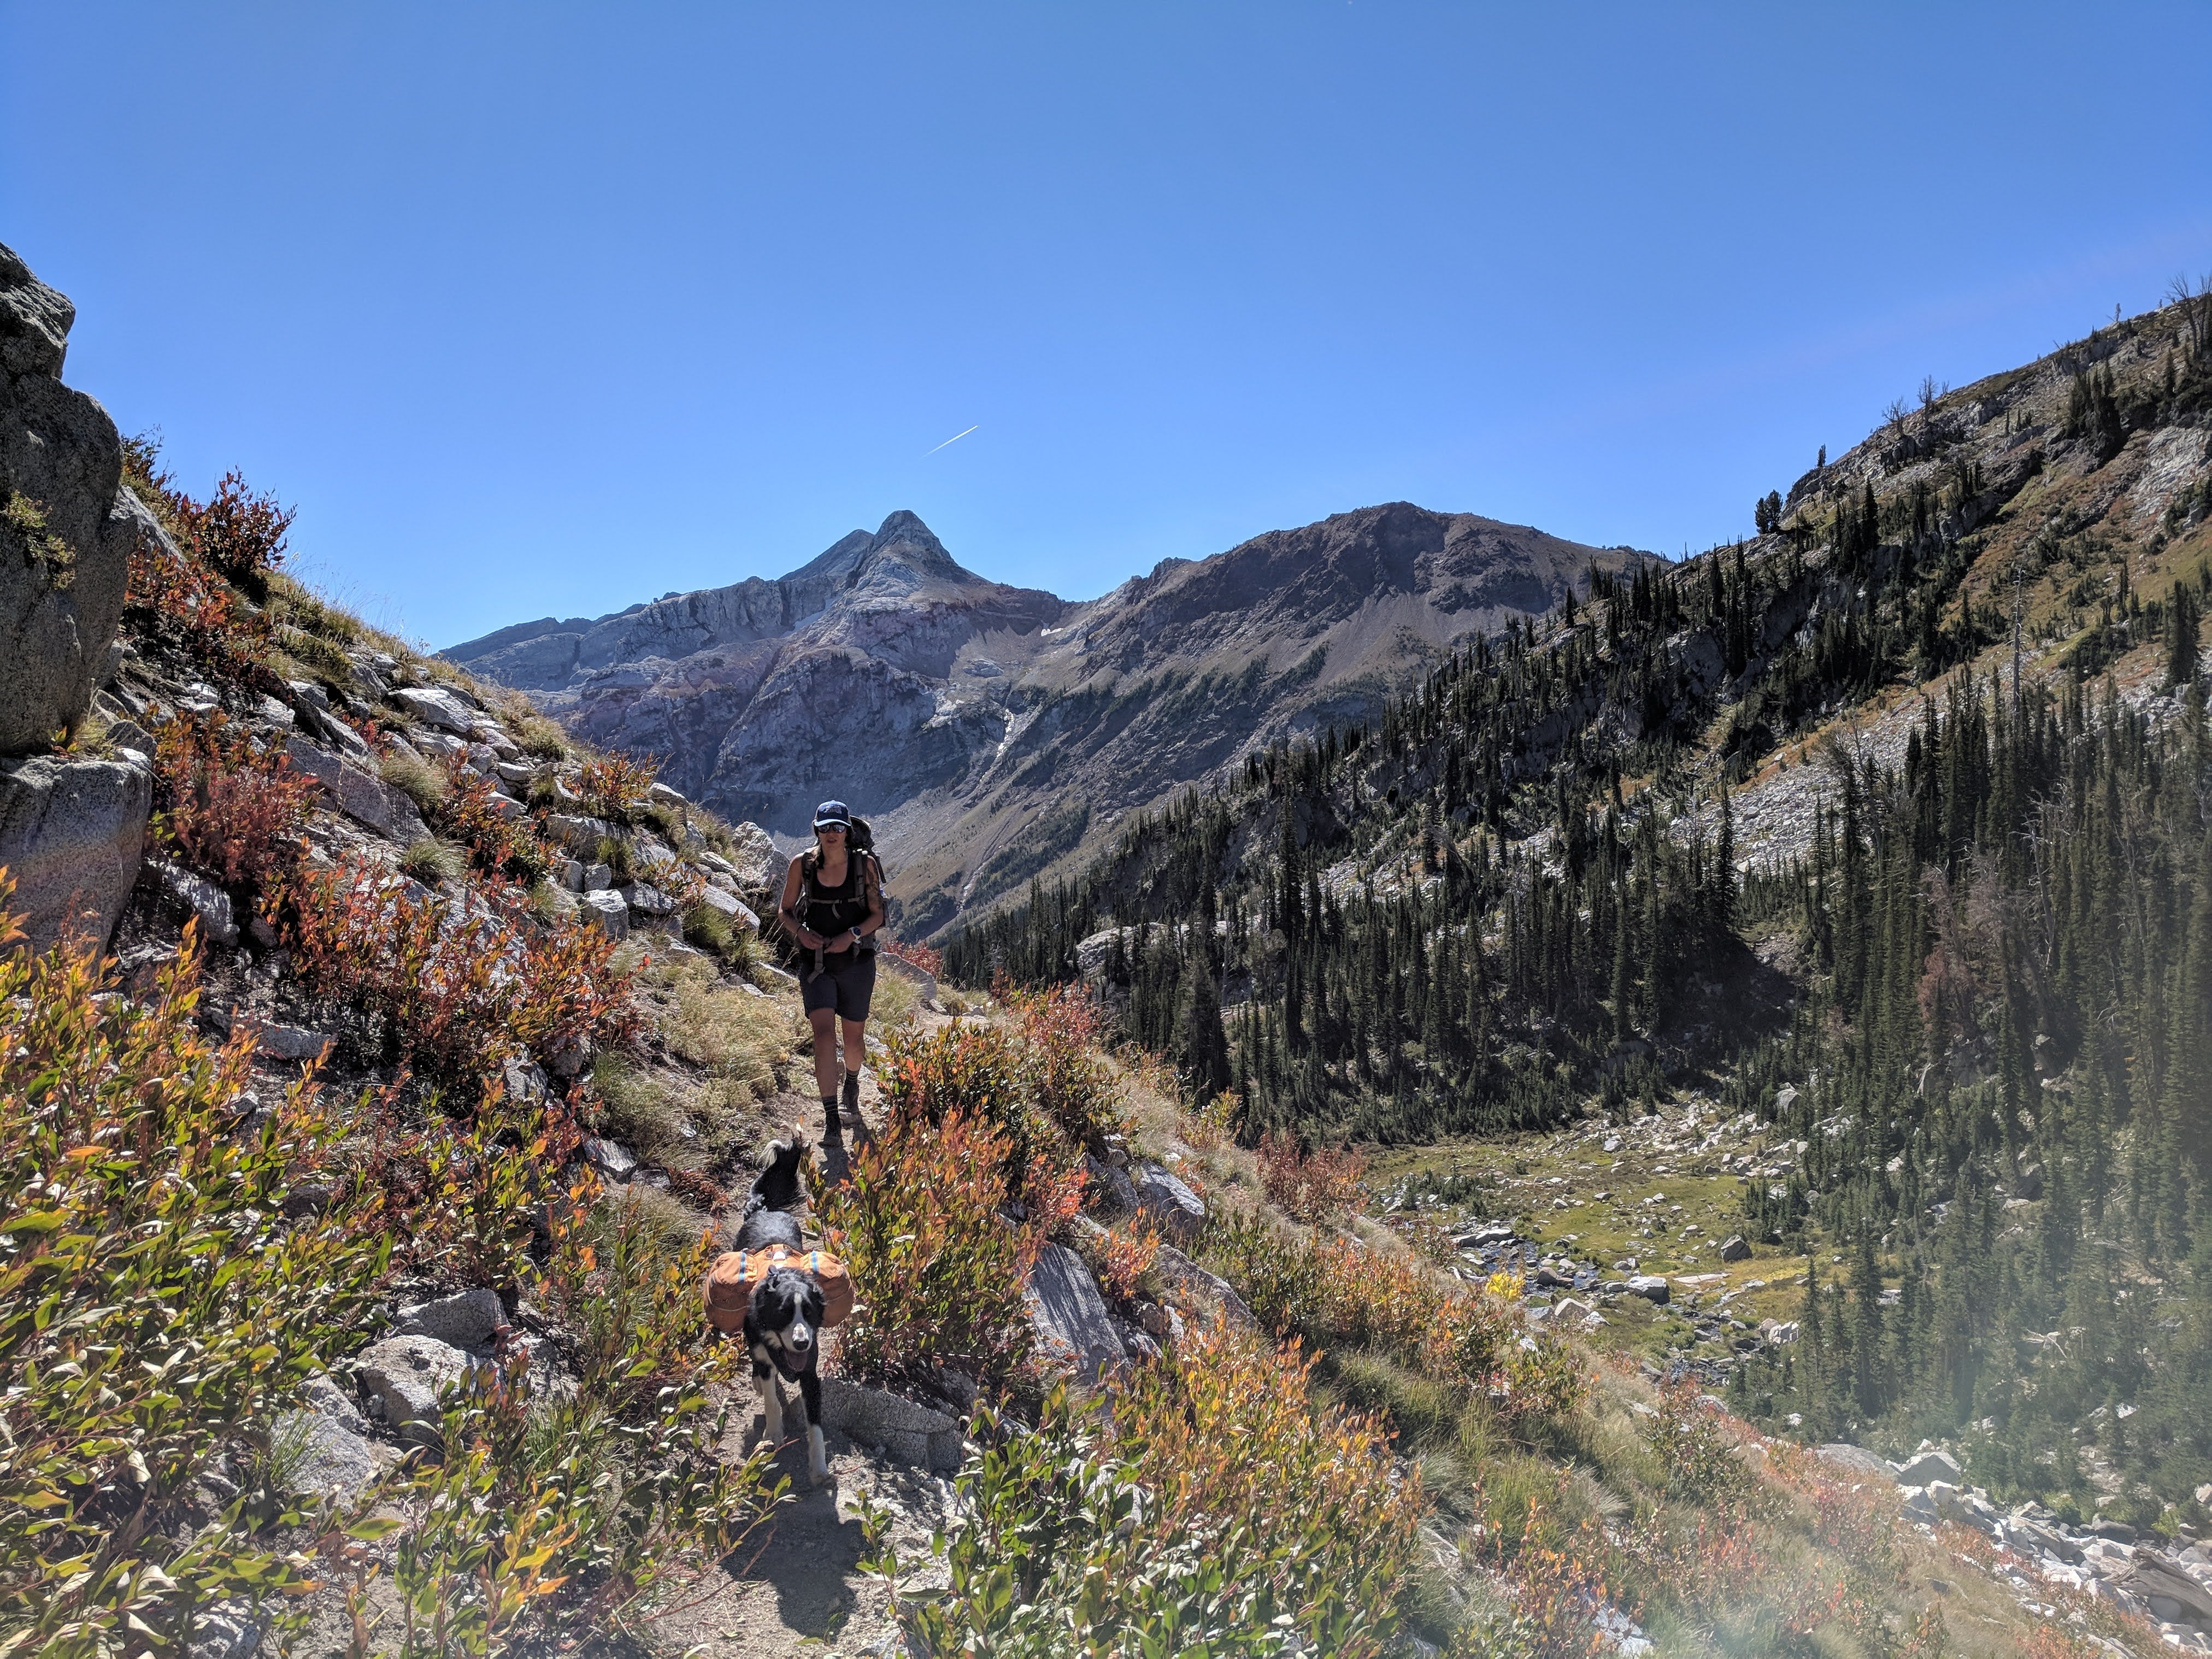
735, 1137, 829, 1484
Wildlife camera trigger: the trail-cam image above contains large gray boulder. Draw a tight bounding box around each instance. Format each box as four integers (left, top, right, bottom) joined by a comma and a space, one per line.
1891, 1448, 1962, 1487
275, 1374, 383, 1502
0, 752, 151, 951
283, 735, 428, 844
1, 243, 138, 756
1151, 1243, 1257, 1332
1023, 1243, 1125, 1383
395, 1286, 507, 1350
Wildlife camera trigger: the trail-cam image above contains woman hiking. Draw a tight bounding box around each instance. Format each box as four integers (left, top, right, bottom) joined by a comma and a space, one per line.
778, 799, 884, 1144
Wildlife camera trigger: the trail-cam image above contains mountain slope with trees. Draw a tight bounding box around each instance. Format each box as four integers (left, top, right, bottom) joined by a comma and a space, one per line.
950, 285, 2212, 1522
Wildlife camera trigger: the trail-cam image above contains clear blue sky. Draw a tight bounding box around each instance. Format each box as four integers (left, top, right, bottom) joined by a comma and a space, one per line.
6, 5, 2209, 649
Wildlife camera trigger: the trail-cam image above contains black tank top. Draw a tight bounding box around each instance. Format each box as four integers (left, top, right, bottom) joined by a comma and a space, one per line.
801, 853, 872, 939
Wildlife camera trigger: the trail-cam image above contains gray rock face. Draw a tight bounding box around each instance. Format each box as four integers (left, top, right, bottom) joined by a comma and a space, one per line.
1084, 1153, 1140, 1217
447, 507, 1652, 936
1626, 1274, 1671, 1304
357, 1334, 474, 1442
1, 244, 137, 756
1717, 1234, 1752, 1262
817, 1375, 963, 1472
578, 888, 628, 939
148, 858, 238, 946
1132, 1163, 1207, 1242
1151, 1243, 1257, 1332
397, 1286, 507, 1349
0, 752, 150, 951
284, 736, 428, 844
1024, 1242, 1126, 1382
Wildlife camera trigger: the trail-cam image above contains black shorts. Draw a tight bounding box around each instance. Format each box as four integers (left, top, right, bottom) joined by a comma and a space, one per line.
801, 949, 875, 1020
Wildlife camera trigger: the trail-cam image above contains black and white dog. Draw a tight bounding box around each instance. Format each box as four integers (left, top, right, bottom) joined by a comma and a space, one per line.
736, 1137, 829, 1484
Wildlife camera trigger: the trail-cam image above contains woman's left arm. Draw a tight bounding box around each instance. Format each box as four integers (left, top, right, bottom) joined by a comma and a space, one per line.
859, 858, 886, 942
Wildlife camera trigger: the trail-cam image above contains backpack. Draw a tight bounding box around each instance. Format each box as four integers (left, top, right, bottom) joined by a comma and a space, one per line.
799, 815, 884, 942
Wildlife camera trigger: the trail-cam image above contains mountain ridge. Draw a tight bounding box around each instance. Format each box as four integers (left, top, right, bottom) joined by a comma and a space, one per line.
446, 499, 1654, 934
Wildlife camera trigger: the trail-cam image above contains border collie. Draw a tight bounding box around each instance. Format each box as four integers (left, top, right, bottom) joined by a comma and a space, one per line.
735, 1137, 829, 1484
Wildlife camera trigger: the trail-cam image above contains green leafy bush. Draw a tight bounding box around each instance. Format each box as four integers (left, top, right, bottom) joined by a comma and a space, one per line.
821, 1105, 1074, 1390
0, 886, 387, 1658
862, 1325, 1422, 1657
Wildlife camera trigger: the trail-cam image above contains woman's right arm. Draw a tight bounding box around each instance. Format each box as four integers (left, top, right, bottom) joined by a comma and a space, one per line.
778, 856, 815, 948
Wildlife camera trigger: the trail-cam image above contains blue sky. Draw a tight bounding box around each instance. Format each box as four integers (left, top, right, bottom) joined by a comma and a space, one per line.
5, 4, 2209, 649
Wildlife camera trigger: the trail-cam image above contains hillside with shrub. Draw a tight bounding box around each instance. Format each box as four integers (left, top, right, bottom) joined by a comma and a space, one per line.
950, 287, 2212, 1642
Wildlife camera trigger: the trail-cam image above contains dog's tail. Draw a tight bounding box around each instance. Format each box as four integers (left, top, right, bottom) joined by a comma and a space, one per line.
748, 1134, 809, 1217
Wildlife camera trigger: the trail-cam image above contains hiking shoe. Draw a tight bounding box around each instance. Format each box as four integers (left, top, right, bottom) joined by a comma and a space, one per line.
842, 1070, 862, 1113
821, 1100, 844, 1143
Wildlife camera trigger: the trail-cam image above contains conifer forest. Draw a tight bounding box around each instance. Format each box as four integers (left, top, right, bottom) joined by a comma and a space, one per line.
949, 289, 2212, 1512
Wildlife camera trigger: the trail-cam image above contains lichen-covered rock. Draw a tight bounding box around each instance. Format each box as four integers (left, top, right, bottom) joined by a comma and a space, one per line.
396, 1286, 507, 1350
357, 1334, 474, 1443
1, 243, 138, 755
0, 752, 150, 950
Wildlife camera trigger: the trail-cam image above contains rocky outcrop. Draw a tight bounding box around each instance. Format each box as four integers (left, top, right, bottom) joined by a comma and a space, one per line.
0, 752, 151, 951
1, 243, 137, 756
448, 504, 1651, 936
1023, 1242, 1126, 1382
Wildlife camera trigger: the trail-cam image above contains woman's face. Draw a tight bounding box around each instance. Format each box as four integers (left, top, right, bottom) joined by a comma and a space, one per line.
815, 823, 846, 855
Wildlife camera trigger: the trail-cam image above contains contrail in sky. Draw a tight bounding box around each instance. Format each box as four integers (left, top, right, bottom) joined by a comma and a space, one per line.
925, 424, 979, 456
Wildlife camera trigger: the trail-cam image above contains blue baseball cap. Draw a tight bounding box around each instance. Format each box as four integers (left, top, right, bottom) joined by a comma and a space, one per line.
813, 800, 851, 829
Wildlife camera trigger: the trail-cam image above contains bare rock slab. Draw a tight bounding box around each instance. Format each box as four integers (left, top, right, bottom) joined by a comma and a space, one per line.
396, 1286, 507, 1349
1023, 1242, 1126, 1382
1151, 1242, 1257, 1331
817, 1375, 963, 1472
1, 242, 137, 754
0, 752, 150, 951
1132, 1163, 1206, 1242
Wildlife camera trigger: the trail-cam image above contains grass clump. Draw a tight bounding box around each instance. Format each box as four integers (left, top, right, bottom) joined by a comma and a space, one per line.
679, 897, 761, 972
381, 748, 450, 814
646, 951, 795, 1102
589, 1055, 696, 1168
511, 713, 571, 760
400, 836, 464, 884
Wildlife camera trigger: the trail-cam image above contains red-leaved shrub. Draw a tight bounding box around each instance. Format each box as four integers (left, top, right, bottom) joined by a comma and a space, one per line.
436, 756, 550, 882
279, 856, 640, 1092
1256, 1129, 1368, 1222
151, 710, 319, 891
574, 751, 660, 821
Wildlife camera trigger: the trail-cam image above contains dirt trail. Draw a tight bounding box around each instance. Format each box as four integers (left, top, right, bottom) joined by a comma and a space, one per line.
667, 1008, 979, 1658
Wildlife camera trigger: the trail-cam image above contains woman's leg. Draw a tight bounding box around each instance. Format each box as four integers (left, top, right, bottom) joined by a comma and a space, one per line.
808, 1006, 840, 1129
840, 1017, 867, 1107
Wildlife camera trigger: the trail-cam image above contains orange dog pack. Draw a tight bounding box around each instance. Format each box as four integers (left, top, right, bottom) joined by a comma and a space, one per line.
703, 1245, 855, 1334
